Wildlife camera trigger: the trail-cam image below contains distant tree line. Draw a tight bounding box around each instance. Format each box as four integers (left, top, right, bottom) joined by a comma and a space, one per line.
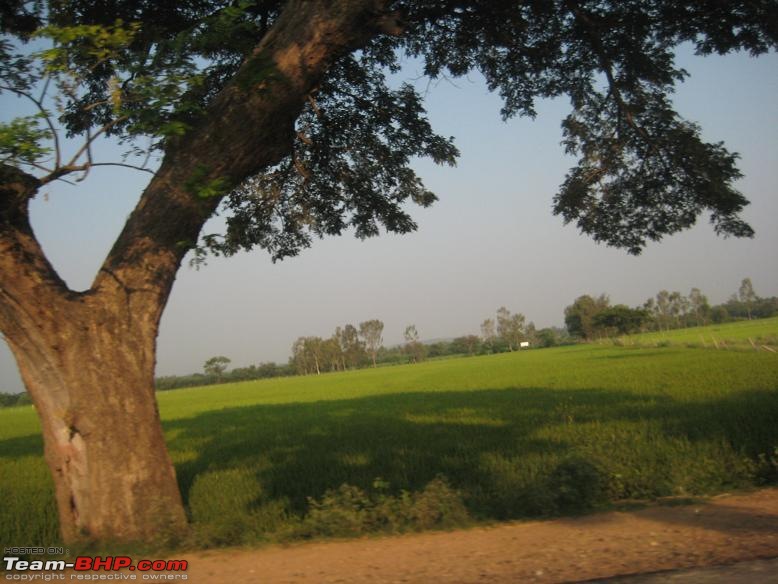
565, 278, 777, 340
155, 361, 296, 391
480, 307, 573, 352
290, 308, 577, 378
0, 391, 32, 408
2, 278, 774, 404
290, 320, 386, 375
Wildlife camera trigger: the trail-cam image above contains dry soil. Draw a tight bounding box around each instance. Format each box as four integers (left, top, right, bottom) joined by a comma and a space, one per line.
178, 488, 778, 583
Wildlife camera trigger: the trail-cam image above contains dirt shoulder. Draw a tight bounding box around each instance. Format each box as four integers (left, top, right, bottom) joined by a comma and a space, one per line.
180, 488, 778, 583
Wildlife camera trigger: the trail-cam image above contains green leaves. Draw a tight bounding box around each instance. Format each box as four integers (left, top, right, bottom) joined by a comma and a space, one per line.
399, 0, 771, 252
185, 165, 232, 199
0, 115, 52, 165
34, 20, 142, 74
554, 84, 751, 253
234, 52, 279, 92
217, 52, 459, 261
2, 0, 774, 253
0, 14, 218, 178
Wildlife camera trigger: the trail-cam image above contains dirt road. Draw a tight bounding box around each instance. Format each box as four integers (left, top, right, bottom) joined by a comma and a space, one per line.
178, 488, 778, 583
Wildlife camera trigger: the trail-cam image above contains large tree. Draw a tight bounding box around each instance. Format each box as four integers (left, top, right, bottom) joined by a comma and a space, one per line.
336, 323, 365, 369
1, 0, 774, 544
496, 306, 526, 351
689, 287, 711, 327
480, 318, 496, 352
738, 277, 757, 320
359, 319, 384, 367
203, 355, 231, 381
564, 294, 610, 339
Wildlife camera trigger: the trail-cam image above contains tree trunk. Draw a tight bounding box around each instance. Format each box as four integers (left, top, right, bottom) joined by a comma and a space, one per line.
1, 0, 398, 545
0, 165, 186, 542
0, 161, 186, 543
7, 302, 186, 543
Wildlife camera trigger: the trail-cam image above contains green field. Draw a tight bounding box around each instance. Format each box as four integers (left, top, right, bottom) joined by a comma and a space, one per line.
2, 318, 777, 548
615, 316, 778, 348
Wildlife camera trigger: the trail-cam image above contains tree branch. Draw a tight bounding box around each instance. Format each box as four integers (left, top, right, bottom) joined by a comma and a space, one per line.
37, 161, 156, 186
0, 83, 62, 168
0, 165, 71, 308
63, 116, 129, 172
564, 2, 657, 149
94, 0, 394, 300
88, 162, 156, 174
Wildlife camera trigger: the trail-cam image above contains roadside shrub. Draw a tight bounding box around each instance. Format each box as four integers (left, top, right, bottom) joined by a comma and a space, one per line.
548, 458, 608, 513
756, 447, 778, 485
295, 476, 469, 538
407, 476, 470, 529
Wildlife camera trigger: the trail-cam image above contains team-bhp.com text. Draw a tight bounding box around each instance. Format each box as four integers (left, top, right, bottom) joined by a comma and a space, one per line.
3, 556, 188, 581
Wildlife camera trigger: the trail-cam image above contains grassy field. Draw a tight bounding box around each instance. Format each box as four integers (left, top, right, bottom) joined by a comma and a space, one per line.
616, 316, 778, 348
1, 318, 777, 548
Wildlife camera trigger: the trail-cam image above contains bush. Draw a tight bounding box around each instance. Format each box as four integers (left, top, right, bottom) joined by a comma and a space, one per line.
301, 484, 372, 537
186, 471, 469, 546
295, 476, 469, 539
407, 476, 471, 529
756, 447, 778, 485
548, 458, 608, 513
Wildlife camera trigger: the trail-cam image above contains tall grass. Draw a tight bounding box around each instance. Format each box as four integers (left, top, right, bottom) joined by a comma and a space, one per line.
1, 318, 777, 548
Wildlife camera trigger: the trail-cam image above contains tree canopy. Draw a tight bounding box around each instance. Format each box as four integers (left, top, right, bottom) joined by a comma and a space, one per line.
3, 0, 775, 260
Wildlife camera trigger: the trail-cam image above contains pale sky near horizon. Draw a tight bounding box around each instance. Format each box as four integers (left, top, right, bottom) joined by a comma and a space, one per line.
1, 46, 776, 393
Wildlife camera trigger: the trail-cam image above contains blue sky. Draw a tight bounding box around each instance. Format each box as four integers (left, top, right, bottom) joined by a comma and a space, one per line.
1, 45, 776, 392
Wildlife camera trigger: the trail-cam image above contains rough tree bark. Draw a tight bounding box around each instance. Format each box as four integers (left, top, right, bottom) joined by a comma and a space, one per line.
0, 0, 394, 544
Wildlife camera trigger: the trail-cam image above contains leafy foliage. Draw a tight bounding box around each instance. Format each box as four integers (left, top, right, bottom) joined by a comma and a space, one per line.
593, 305, 649, 336
0, 115, 52, 165
297, 476, 469, 538
3, 0, 775, 262
202, 355, 230, 378
399, 0, 774, 252
555, 87, 751, 253
214, 52, 458, 260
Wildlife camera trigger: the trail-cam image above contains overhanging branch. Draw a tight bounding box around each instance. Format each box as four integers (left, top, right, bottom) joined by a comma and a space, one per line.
94, 0, 394, 298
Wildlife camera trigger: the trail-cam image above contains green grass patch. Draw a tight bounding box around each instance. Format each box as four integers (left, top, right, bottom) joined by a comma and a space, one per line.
617, 316, 778, 349
1, 333, 777, 549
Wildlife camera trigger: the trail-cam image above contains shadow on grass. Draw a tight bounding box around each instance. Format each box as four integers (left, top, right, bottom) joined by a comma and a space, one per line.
163, 385, 778, 521
0, 432, 44, 459
1, 384, 776, 543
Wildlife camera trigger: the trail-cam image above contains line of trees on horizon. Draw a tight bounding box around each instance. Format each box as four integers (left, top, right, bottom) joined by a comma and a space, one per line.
290, 320, 385, 375
565, 278, 778, 340
1, 279, 775, 403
